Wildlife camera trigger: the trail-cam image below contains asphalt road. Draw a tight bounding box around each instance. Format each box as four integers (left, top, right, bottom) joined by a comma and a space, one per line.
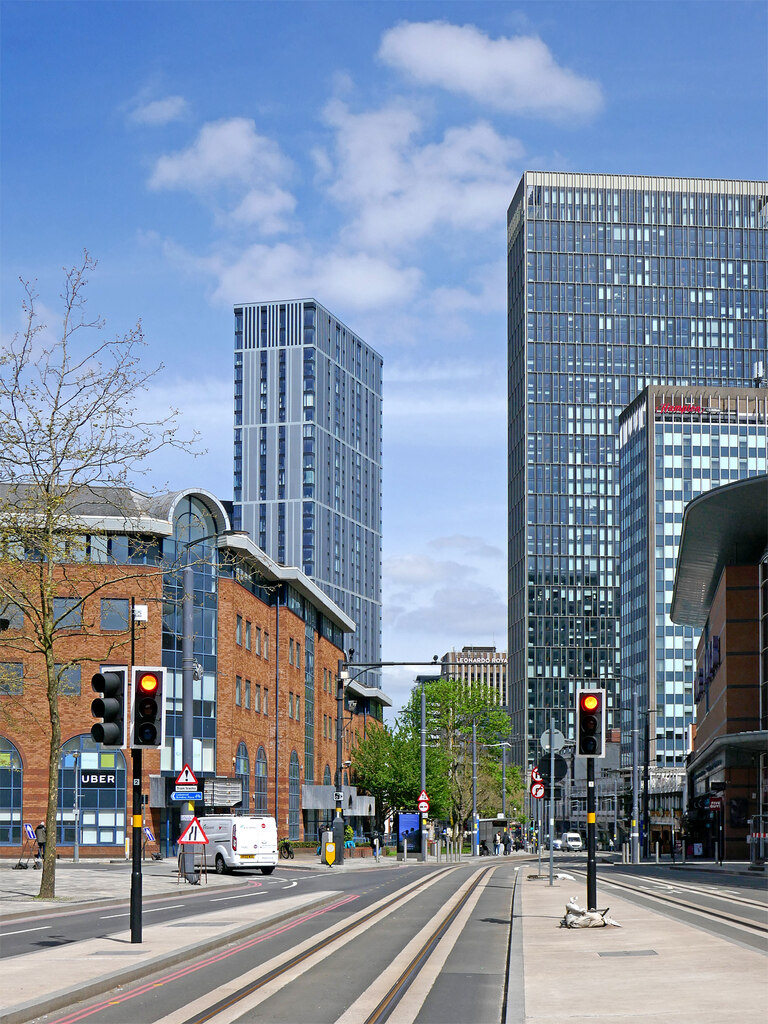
28, 861, 522, 1024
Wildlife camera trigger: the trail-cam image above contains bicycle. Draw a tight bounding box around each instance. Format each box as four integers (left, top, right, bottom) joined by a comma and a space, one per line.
279, 837, 294, 859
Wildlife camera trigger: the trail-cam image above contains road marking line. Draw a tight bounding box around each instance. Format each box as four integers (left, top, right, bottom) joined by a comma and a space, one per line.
100, 904, 184, 920
338, 868, 495, 1024
2, 924, 52, 936
210, 892, 268, 902
151, 867, 462, 1024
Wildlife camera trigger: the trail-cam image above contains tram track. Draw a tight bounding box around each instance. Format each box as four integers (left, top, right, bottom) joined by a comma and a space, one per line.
569, 867, 768, 938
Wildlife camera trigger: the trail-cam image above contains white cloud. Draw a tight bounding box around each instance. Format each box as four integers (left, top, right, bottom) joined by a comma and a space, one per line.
386, 581, 507, 640
129, 95, 188, 126
318, 100, 524, 251
149, 117, 292, 193
229, 187, 297, 233
378, 21, 603, 118
200, 242, 422, 311
428, 535, 504, 562
384, 553, 471, 588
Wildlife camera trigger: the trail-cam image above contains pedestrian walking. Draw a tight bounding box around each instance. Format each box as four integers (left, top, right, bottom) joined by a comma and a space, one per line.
494, 831, 502, 856
35, 821, 46, 866
503, 831, 512, 855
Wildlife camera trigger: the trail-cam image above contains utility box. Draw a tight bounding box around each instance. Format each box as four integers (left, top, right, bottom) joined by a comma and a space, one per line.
321, 830, 335, 866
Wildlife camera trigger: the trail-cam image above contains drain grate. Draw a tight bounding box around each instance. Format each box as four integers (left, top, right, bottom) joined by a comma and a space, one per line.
598, 950, 658, 957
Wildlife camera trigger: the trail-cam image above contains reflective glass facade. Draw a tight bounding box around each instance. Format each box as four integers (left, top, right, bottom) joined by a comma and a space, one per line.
507, 172, 768, 767
619, 387, 768, 766
234, 300, 383, 686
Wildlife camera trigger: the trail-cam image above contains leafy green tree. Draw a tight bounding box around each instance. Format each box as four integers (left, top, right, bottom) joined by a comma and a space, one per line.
400, 677, 517, 830
350, 723, 450, 830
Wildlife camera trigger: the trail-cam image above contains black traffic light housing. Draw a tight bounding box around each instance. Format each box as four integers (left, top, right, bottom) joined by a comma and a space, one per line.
576, 688, 606, 757
131, 667, 166, 748
91, 668, 128, 747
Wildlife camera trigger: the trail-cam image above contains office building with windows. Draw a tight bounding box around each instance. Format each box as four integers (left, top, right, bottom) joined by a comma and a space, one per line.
619, 385, 768, 769
440, 646, 508, 706
0, 484, 387, 856
507, 172, 768, 768
233, 300, 383, 687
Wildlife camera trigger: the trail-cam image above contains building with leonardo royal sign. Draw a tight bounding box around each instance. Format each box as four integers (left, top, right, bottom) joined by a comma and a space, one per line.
619, 384, 768, 775
507, 173, 768, 771
440, 646, 508, 706
0, 485, 388, 859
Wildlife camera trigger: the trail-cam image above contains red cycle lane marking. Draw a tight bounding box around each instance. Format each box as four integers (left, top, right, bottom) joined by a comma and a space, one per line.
47, 895, 358, 1024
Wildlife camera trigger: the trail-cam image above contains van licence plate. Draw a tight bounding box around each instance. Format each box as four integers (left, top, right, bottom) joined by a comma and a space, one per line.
239, 854, 254, 860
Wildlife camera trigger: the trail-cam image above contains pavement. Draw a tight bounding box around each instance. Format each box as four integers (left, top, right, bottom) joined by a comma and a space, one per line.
0, 851, 765, 1024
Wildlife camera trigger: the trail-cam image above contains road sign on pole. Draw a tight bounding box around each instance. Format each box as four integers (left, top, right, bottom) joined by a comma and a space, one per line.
178, 817, 209, 845
418, 800, 429, 813
531, 767, 542, 783
530, 781, 545, 799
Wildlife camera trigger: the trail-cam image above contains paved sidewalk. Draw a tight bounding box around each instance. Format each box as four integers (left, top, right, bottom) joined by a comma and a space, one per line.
519, 871, 766, 1024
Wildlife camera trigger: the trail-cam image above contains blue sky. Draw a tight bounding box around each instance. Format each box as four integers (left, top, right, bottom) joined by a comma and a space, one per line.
2, 1, 766, 717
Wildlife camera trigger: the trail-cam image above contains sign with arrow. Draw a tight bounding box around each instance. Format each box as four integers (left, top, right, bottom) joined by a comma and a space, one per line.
177, 817, 209, 845
530, 781, 545, 800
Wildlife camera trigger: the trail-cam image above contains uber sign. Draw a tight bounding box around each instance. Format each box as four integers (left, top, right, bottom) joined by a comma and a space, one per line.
80, 771, 117, 789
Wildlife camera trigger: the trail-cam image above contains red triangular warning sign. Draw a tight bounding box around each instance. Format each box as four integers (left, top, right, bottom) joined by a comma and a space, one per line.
175, 764, 198, 787
418, 789, 429, 802
178, 817, 208, 844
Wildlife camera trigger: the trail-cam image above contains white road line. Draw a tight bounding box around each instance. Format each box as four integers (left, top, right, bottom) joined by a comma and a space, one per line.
151, 868, 461, 1024
100, 904, 184, 920
210, 892, 268, 902
281, 881, 298, 889
2, 924, 52, 937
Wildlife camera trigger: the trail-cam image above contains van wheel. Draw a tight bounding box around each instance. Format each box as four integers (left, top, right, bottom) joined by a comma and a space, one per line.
215, 854, 227, 875
260, 866, 275, 875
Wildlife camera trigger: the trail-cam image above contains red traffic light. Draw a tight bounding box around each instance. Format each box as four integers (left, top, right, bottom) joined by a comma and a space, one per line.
136, 671, 160, 694
580, 693, 600, 713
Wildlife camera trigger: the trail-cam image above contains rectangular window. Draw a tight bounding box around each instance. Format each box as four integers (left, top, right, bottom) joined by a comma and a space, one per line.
236, 615, 243, 645
264, 633, 269, 660
254, 626, 261, 655
245, 621, 251, 650
289, 638, 294, 665
264, 688, 269, 715
0, 663, 23, 695
56, 664, 81, 696
54, 597, 81, 630
254, 685, 261, 712
235, 676, 242, 706
296, 642, 301, 669
100, 598, 129, 631
0, 603, 23, 630
288, 693, 294, 718
245, 680, 251, 709
295, 695, 300, 723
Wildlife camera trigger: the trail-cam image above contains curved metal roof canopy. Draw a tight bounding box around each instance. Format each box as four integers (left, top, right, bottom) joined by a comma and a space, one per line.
670, 474, 768, 628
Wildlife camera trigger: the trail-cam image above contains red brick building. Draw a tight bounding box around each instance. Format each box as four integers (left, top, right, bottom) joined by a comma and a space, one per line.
0, 487, 389, 857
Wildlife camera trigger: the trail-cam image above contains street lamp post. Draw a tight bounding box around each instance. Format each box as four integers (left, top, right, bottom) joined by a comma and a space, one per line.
472, 719, 478, 857
420, 679, 427, 863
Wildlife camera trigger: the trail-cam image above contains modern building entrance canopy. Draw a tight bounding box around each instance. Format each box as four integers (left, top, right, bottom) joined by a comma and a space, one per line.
670, 474, 768, 628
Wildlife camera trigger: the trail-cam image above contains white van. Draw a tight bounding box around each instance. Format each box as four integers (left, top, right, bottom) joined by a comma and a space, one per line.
561, 832, 583, 852
197, 815, 278, 874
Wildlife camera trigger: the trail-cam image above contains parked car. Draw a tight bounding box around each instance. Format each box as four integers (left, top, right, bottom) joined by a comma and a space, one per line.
545, 835, 562, 850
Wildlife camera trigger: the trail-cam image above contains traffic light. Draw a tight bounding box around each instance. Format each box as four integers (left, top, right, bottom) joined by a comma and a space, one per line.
576, 688, 606, 757
131, 667, 166, 748
91, 668, 127, 747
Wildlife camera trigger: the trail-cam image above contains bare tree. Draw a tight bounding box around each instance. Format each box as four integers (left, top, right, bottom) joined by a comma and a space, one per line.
0, 253, 200, 897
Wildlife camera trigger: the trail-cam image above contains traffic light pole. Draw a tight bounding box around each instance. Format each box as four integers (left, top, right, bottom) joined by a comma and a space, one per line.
130, 747, 142, 943
586, 756, 597, 911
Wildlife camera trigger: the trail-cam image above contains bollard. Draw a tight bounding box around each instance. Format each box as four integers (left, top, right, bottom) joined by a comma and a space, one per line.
714, 842, 718, 864
682, 841, 686, 864
404, 837, 408, 863
374, 837, 380, 863
655, 841, 659, 864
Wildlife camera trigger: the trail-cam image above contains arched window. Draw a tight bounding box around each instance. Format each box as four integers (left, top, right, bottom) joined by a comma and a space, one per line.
59, 735, 127, 846
235, 742, 249, 813
288, 751, 301, 840
323, 764, 331, 786
254, 746, 268, 814
0, 737, 23, 844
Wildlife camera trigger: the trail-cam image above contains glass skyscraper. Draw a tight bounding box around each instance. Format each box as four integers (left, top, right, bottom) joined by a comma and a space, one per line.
618, 385, 768, 768
233, 299, 383, 685
507, 172, 768, 768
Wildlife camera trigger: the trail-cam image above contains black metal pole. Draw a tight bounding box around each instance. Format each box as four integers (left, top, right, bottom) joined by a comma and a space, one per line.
130, 747, 142, 943
642, 710, 650, 858
587, 756, 597, 911
333, 660, 345, 865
